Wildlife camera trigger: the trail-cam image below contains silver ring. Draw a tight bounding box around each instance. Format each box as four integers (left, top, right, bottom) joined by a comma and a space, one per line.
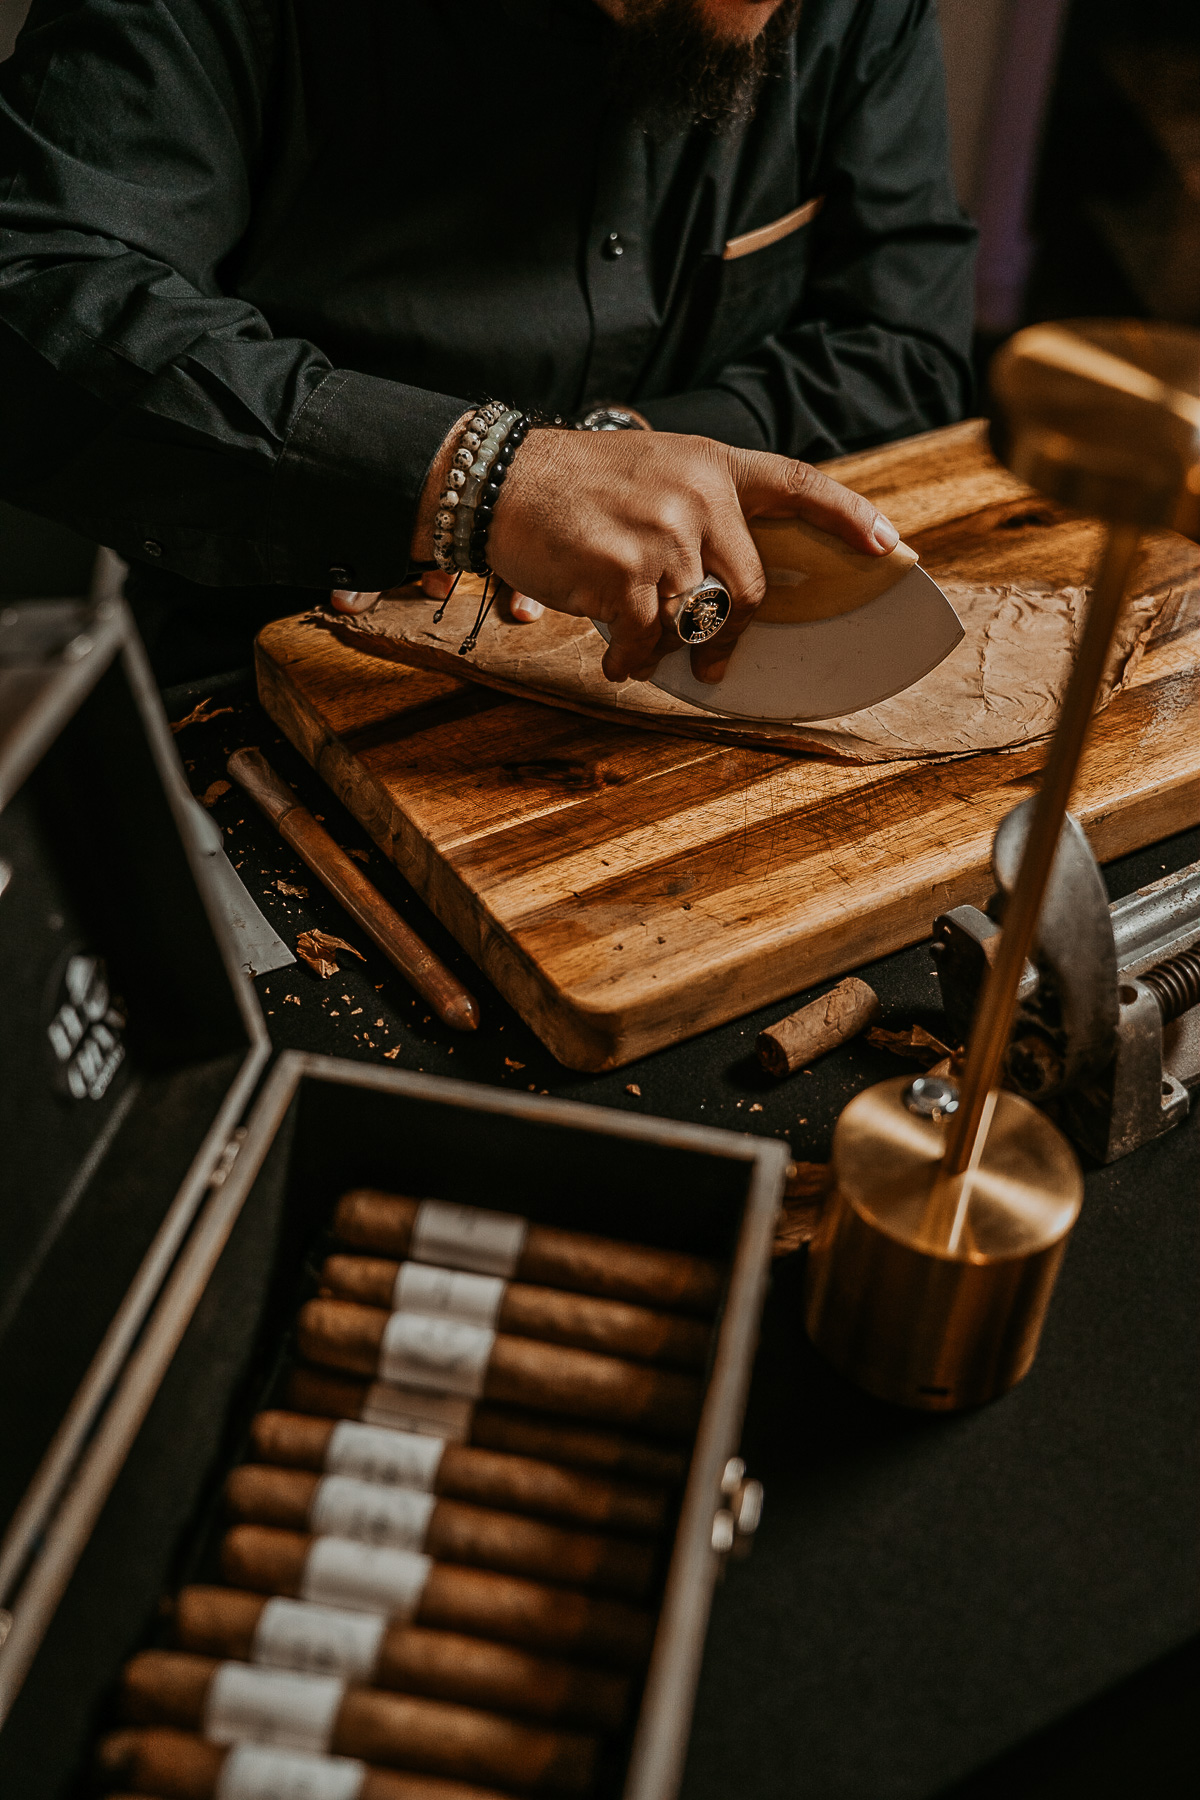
662, 576, 732, 645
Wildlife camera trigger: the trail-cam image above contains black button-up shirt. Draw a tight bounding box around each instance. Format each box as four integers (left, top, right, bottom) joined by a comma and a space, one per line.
0, 0, 974, 666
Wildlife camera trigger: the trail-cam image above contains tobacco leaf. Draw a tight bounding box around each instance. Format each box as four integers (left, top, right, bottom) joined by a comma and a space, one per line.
199, 778, 231, 807
276, 879, 309, 897
296, 928, 366, 979
866, 1024, 957, 1067
170, 696, 234, 734
772, 1162, 833, 1258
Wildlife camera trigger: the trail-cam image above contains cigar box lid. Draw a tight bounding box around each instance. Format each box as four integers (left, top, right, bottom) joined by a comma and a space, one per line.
0, 597, 269, 1687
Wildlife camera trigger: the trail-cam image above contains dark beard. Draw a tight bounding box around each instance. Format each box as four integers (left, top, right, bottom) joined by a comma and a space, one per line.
608, 0, 802, 133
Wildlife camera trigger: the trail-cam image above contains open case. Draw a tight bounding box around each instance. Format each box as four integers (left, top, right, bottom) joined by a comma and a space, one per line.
0, 598, 789, 1800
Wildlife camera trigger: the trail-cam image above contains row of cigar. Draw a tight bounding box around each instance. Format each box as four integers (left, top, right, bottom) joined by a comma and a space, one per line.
97, 1192, 722, 1800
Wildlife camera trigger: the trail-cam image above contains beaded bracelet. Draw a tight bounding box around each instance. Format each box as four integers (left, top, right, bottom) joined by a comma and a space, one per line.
430, 399, 505, 572
432, 401, 530, 576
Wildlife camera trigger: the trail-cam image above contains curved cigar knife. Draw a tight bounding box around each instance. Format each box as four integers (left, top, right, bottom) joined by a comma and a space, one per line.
600, 517, 964, 722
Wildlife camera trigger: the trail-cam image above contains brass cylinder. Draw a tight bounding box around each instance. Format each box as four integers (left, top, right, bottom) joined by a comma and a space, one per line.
804, 1078, 1083, 1410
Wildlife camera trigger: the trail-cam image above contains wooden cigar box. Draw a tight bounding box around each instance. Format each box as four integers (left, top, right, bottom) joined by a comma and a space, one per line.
0, 599, 788, 1799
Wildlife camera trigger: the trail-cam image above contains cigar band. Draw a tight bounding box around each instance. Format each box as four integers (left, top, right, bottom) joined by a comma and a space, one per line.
215, 1744, 366, 1800
326, 1419, 446, 1489
204, 1661, 345, 1755
301, 1536, 432, 1620
411, 1199, 528, 1277
392, 1258, 506, 1327
252, 1597, 386, 1683
310, 1474, 437, 1552
360, 1381, 474, 1442
378, 1311, 495, 1398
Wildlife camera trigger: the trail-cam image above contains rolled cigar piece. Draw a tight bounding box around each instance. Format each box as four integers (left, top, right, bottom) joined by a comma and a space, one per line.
322, 1254, 711, 1372
224, 1464, 656, 1598
284, 1368, 688, 1487
97, 1727, 505, 1800
220, 1525, 653, 1667
334, 1193, 722, 1315
175, 1586, 630, 1730
297, 1298, 701, 1437
121, 1651, 596, 1794
249, 1409, 669, 1535
756, 977, 881, 1078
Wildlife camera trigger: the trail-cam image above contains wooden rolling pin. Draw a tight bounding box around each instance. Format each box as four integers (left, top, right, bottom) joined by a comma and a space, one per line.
321, 1253, 711, 1370
224, 1464, 656, 1599
97, 1727, 506, 1800
296, 1298, 702, 1438
227, 748, 479, 1032
333, 1193, 723, 1315
248, 1410, 668, 1534
174, 1586, 629, 1730
284, 1368, 689, 1488
120, 1651, 595, 1794
220, 1525, 653, 1666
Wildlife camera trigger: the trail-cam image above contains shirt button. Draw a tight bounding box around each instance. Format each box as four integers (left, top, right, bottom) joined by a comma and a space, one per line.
602, 232, 625, 260
143, 539, 163, 556
329, 565, 353, 585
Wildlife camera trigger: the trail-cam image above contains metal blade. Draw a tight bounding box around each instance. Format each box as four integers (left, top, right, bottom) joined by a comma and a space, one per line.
648, 564, 964, 722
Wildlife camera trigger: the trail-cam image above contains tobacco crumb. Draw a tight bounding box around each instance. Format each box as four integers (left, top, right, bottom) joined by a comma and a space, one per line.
170, 696, 234, 734
199, 778, 231, 807
347, 848, 370, 863
329, 1012, 339, 1018
374, 1018, 384, 1027
384, 1046, 402, 1060
749, 1102, 763, 1112
504, 1057, 525, 1070
350, 1007, 363, 1016
625, 1083, 641, 1096
276, 879, 309, 897
866, 1024, 957, 1067
283, 994, 300, 1005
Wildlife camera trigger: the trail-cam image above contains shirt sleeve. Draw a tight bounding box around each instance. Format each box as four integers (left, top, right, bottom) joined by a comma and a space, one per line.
0, 0, 466, 592
639, 0, 977, 459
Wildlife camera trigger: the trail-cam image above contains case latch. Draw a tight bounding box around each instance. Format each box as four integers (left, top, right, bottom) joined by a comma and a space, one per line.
711, 1456, 764, 1559
208, 1127, 247, 1191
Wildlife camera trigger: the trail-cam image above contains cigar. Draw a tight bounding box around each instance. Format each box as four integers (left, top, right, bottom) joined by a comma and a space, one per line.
224, 1464, 656, 1599
756, 977, 880, 1078
120, 1651, 596, 1794
321, 1254, 711, 1371
285, 1368, 689, 1488
220, 1525, 654, 1666
174, 1586, 629, 1730
333, 1193, 722, 1315
97, 1726, 508, 1800
296, 1298, 701, 1438
249, 1410, 668, 1535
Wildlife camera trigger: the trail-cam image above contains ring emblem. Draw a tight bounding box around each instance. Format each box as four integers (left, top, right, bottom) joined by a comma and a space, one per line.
666, 577, 732, 645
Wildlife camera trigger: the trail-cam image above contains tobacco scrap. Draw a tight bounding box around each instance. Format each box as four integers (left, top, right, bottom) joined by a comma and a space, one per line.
504, 1057, 525, 1070
199, 778, 231, 807
347, 848, 370, 864
773, 1162, 834, 1258
169, 696, 234, 734
383, 1045, 402, 1061
866, 1024, 958, 1068
625, 1083, 641, 1097
276, 878, 309, 897
295, 929, 366, 979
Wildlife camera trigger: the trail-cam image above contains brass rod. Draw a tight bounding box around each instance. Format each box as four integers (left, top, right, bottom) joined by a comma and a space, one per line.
940, 521, 1143, 1179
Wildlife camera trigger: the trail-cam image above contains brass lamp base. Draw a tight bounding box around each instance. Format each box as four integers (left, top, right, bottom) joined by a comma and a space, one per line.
804, 1077, 1083, 1411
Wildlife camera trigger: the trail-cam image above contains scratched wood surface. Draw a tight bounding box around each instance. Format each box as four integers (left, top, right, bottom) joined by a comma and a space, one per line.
256, 423, 1200, 1070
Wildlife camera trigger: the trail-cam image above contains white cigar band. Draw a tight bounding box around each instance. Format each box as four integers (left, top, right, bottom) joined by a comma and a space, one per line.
204, 1662, 345, 1755
325, 1419, 446, 1489
252, 1598, 386, 1682
309, 1474, 436, 1551
410, 1198, 528, 1277
359, 1381, 474, 1441
392, 1258, 506, 1327
214, 1743, 366, 1800
301, 1536, 433, 1620
378, 1310, 494, 1398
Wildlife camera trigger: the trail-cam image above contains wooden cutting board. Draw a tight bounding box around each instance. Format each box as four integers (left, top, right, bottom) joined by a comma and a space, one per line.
256, 423, 1200, 1070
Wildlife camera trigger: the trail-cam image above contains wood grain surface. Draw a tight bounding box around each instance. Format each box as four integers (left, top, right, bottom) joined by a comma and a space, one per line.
256, 423, 1200, 1070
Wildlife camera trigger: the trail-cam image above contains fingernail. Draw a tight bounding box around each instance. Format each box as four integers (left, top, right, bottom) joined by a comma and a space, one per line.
698, 659, 728, 684
331, 589, 360, 604
512, 595, 543, 622
872, 516, 899, 552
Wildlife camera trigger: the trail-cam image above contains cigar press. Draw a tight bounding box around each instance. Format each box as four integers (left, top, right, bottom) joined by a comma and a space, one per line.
804, 319, 1200, 1410
933, 838, 1200, 1164
644, 517, 965, 721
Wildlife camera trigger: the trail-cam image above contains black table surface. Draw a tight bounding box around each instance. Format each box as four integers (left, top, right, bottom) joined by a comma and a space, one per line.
167, 668, 1200, 1800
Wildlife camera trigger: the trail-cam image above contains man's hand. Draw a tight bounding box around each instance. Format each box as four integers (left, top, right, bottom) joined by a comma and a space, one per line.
332, 428, 899, 685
